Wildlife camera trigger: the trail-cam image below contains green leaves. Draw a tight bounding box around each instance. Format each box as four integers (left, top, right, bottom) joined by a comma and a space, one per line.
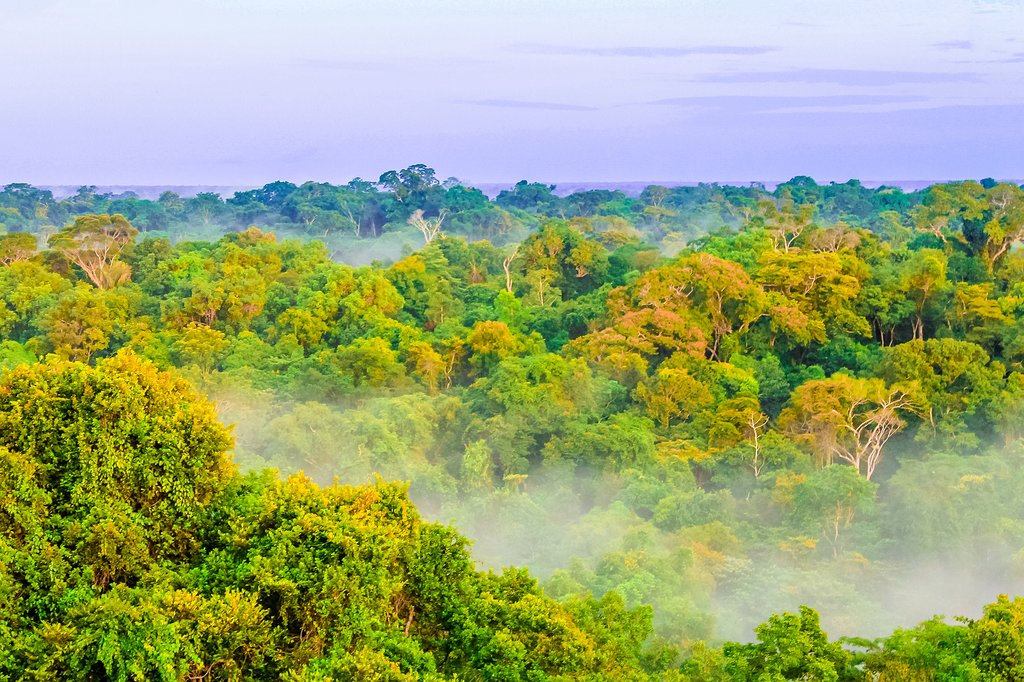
0, 352, 233, 535
47, 214, 138, 289
723, 606, 849, 681
0, 354, 674, 680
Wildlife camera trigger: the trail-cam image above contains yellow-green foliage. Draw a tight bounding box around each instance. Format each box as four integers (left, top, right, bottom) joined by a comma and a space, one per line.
0, 355, 665, 680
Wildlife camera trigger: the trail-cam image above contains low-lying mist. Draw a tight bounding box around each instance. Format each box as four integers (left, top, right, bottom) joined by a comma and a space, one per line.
204, 378, 1024, 647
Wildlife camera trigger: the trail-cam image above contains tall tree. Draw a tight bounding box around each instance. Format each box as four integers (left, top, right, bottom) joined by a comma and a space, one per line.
47, 214, 138, 289
781, 374, 920, 479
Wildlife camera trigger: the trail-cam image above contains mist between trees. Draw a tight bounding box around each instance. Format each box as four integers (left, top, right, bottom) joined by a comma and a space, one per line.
215, 384, 1024, 646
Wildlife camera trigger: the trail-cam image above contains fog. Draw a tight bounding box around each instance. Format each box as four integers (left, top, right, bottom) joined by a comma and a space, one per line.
204, 379, 1024, 646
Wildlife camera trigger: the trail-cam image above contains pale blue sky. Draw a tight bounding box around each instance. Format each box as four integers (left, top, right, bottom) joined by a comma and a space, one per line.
1, 0, 1022, 185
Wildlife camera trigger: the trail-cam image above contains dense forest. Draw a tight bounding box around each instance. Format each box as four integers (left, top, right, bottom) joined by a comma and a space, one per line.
3, 169, 1024, 679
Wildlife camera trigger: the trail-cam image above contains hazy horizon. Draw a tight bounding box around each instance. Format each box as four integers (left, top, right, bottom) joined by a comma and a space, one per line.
25, 177, 1023, 203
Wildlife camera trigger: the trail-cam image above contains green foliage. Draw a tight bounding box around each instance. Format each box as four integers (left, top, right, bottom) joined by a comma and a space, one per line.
0, 354, 667, 680
722, 606, 849, 681
5, 174, 1024, 679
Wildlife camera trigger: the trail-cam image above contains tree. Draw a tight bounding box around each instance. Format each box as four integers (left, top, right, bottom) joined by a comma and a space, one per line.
47, 213, 138, 288
756, 250, 870, 345
788, 465, 876, 557
495, 180, 563, 215
406, 340, 445, 394
899, 248, 948, 341
0, 260, 71, 342
760, 200, 816, 253
0, 352, 233, 569
808, 223, 861, 253
673, 253, 767, 359
516, 222, 609, 299
0, 182, 61, 224
336, 337, 405, 388
185, 191, 228, 226
569, 259, 714, 370
0, 232, 37, 265
880, 339, 1004, 447
466, 320, 522, 372
860, 616, 978, 681
378, 164, 444, 214
39, 284, 127, 362
970, 594, 1024, 680
408, 208, 447, 244
633, 367, 712, 429
980, 183, 1024, 269
908, 181, 1024, 272
174, 322, 230, 377
949, 282, 1005, 345
911, 181, 987, 244
502, 242, 520, 293
709, 396, 771, 477
781, 374, 919, 479
0, 347, 673, 679
723, 605, 849, 681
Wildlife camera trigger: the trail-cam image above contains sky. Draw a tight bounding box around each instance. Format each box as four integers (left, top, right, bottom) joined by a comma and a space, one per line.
1, 0, 1022, 185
